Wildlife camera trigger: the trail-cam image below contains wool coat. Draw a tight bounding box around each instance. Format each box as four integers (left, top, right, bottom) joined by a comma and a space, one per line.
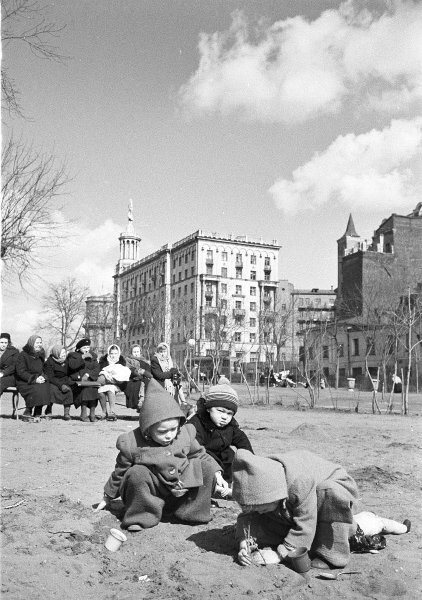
0, 345, 19, 392
150, 355, 175, 387
67, 351, 101, 406
15, 345, 50, 408
234, 450, 359, 567
44, 356, 74, 406
122, 356, 152, 408
189, 410, 253, 480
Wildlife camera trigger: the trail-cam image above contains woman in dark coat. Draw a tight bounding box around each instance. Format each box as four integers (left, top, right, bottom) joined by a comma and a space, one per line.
121, 345, 152, 411
67, 338, 101, 422
44, 345, 74, 421
0, 332, 19, 393
15, 334, 51, 419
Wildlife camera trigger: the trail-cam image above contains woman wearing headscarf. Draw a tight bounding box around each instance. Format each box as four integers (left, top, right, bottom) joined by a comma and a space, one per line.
44, 345, 74, 421
0, 333, 19, 394
15, 334, 51, 420
121, 344, 152, 412
67, 338, 101, 422
97, 344, 131, 421
150, 342, 186, 404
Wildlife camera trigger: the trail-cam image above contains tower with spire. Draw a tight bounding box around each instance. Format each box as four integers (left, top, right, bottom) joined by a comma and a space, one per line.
337, 214, 364, 302
117, 199, 141, 274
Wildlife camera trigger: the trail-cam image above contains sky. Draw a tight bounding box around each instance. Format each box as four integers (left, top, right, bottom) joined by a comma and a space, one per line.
2, 0, 422, 347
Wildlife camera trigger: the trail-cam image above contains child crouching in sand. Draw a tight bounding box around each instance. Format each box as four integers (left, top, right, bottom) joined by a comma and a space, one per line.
189, 383, 253, 498
95, 378, 223, 530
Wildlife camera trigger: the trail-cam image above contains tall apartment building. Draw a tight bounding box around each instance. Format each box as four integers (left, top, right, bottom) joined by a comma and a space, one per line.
84, 293, 114, 355
113, 209, 281, 370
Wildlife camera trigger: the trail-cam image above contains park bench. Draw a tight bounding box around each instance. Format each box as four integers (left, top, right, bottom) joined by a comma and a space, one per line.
2, 387, 22, 420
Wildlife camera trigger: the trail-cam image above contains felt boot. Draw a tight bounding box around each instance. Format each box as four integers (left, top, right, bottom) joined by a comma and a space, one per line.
89, 405, 97, 422
80, 405, 89, 422
64, 406, 71, 421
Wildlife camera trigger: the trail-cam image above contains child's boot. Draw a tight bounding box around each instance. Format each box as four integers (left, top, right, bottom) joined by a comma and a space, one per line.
80, 405, 89, 422
63, 406, 71, 421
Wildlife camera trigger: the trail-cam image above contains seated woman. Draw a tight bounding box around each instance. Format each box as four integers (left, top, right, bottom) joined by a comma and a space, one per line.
44, 345, 74, 421
121, 344, 152, 412
233, 449, 359, 569
68, 338, 101, 422
150, 342, 186, 405
0, 332, 19, 394
15, 335, 51, 421
97, 344, 131, 421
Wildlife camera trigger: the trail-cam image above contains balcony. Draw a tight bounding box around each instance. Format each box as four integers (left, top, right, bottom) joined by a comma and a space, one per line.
263, 294, 271, 303
203, 305, 218, 315
264, 264, 271, 272
205, 258, 214, 265
233, 308, 246, 317
204, 290, 213, 299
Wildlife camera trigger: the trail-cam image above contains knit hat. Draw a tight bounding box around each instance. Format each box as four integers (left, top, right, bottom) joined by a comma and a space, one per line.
0, 333, 11, 341
217, 375, 231, 385
139, 378, 185, 435
76, 338, 91, 351
232, 449, 287, 506
205, 383, 239, 414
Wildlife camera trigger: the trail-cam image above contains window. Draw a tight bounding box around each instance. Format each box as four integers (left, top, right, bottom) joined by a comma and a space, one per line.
315, 297, 321, 306
221, 267, 227, 277
338, 344, 344, 357
250, 271, 256, 280
206, 249, 213, 259
264, 257, 270, 266
205, 297, 212, 307
352, 338, 359, 356
250, 287, 256, 296
190, 298, 194, 308
298, 298, 304, 306
206, 283, 212, 294
234, 332, 241, 342
264, 272, 270, 281
171, 289, 175, 298
173, 259, 176, 269
172, 274, 176, 283
191, 266, 194, 276
184, 285, 187, 295
250, 317, 256, 327
178, 287, 181, 297
235, 285, 242, 295
236, 267, 242, 278
236, 253, 242, 264
191, 282, 194, 292
222, 251, 228, 261
281, 303, 286, 310
305, 298, 310, 306
221, 283, 227, 294
250, 302, 256, 311
250, 255, 256, 265
177, 333, 180, 342
250, 351, 258, 362
191, 250, 195, 261
235, 300, 242, 309
179, 257, 182, 266
185, 269, 188, 279
250, 333, 256, 343
221, 299, 227, 309
206, 265, 213, 275
323, 345, 329, 359
178, 272, 182, 281
185, 254, 188, 264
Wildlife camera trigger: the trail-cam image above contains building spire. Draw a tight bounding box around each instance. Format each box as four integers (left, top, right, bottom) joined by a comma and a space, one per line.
126, 199, 134, 235
344, 213, 358, 237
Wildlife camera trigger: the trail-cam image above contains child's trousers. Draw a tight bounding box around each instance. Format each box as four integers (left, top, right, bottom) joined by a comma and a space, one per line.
120, 460, 215, 529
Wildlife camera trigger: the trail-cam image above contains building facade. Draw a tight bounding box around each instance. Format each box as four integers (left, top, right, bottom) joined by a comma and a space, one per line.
84, 293, 114, 355
113, 210, 281, 372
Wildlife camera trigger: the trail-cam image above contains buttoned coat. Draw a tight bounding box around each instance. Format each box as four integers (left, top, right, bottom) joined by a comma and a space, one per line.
0, 345, 19, 391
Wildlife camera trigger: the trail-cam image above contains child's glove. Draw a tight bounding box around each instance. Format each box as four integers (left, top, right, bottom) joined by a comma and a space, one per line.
93, 493, 111, 513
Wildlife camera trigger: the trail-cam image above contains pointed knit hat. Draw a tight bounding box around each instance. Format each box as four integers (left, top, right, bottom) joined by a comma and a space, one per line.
139, 378, 185, 435
232, 449, 287, 506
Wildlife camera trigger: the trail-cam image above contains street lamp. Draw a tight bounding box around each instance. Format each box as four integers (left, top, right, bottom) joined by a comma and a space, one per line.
187, 338, 196, 396
346, 326, 352, 379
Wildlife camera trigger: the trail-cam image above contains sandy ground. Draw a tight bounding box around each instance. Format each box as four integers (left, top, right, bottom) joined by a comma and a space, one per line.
1, 385, 421, 600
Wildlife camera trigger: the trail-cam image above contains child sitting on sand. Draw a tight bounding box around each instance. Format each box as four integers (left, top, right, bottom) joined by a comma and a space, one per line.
95, 378, 223, 530
232, 449, 410, 568
189, 384, 253, 498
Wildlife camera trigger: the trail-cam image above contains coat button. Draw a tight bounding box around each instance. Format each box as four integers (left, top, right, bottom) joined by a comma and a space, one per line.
169, 468, 176, 475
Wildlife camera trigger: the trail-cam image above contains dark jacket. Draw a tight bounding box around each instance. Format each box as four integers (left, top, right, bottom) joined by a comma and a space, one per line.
44, 356, 74, 389
67, 350, 101, 382
0, 345, 19, 390
15, 345, 50, 407
104, 423, 220, 499
150, 355, 176, 387
189, 410, 253, 479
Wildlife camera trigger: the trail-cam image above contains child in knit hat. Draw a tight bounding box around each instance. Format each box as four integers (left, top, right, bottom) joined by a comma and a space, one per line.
232, 449, 410, 569
95, 378, 223, 530
189, 383, 253, 498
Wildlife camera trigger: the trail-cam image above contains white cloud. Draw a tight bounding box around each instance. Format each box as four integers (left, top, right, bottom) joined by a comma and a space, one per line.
269, 117, 422, 214
179, 1, 422, 122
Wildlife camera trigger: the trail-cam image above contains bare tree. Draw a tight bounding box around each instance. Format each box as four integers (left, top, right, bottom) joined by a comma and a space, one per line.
1, 138, 68, 283
38, 277, 89, 349
2, 0, 67, 117
1, 0, 70, 285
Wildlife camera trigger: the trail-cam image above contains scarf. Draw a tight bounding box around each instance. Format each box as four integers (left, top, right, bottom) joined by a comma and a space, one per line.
107, 343, 121, 364
155, 342, 174, 395
26, 334, 44, 357
51, 345, 66, 364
